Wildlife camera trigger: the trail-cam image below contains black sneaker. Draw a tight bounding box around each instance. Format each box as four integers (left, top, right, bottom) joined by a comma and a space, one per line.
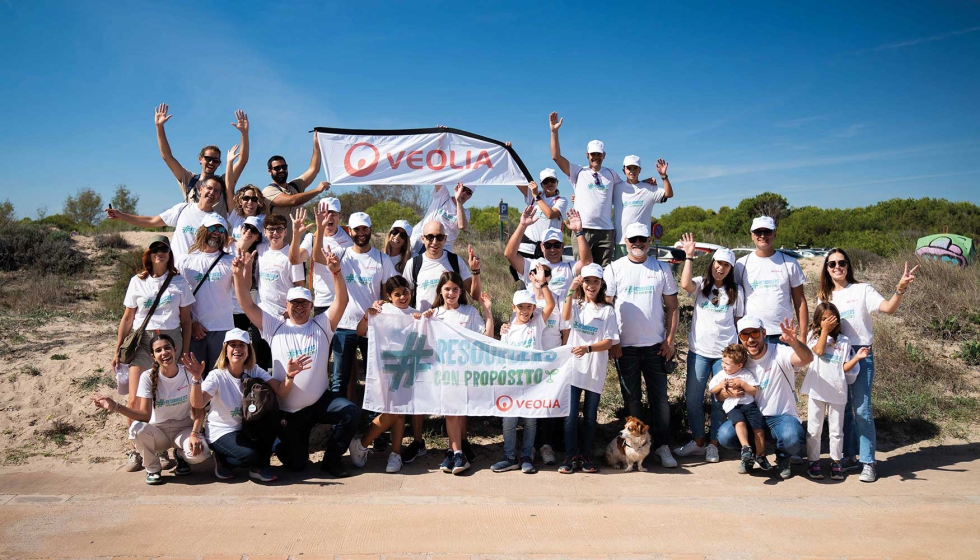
401, 439, 427, 464
778, 457, 793, 480
580, 455, 599, 474
740, 445, 753, 462
558, 456, 577, 474
755, 454, 772, 471
451, 451, 471, 475
320, 455, 350, 478
439, 449, 454, 473
461, 438, 476, 463
373, 431, 390, 452
174, 454, 191, 476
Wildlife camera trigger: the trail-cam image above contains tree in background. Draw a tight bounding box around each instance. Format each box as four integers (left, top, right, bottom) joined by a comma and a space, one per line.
110, 184, 139, 214
363, 200, 420, 233
63, 188, 104, 228
0, 199, 13, 223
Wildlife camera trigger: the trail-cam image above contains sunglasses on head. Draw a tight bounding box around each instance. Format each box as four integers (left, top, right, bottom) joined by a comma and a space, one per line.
149, 244, 170, 254
827, 259, 848, 269
628, 236, 649, 244
543, 241, 562, 250
738, 329, 763, 341
271, 164, 287, 172
241, 195, 259, 203
206, 225, 227, 234
203, 156, 221, 164
423, 233, 447, 242
752, 228, 773, 236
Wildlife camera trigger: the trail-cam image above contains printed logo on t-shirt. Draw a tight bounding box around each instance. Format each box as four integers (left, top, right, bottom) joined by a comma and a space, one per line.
546, 317, 558, 329
749, 279, 781, 290
623, 200, 644, 208
698, 299, 730, 313
512, 336, 537, 349
840, 308, 856, 320
259, 271, 281, 282
820, 351, 843, 365
142, 295, 174, 309
622, 285, 656, 296
182, 225, 196, 234
586, 181, 607, 192
344, 273, 375, 285
436, 209, 457, 222
156, 394, 188, 408
230, 406, 242, 418
420, 279, 440, 290
193, 270, 224, 283
572, 320, 599, 335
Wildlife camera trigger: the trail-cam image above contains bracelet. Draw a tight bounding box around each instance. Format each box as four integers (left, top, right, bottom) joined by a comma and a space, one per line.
661, 174, 668, 180
566, 292, 575, 299
112, 401, 120, 413
587, 345, 593, 353
472, 269, 481, 275
685, 257, 694, 261
895, 288, 906, 295
191, 378, 202, 385
574, 231, 585, 238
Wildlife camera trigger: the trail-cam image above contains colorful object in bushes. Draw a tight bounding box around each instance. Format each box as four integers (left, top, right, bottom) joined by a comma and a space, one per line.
915, 234, 976, 267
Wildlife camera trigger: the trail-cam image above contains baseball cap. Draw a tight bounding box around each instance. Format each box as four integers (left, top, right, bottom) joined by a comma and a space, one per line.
146, 235, 170, 249
587, 140, 605, 154
539, 168, 558, 182
625, 222, 651, 239
348, 212, 372, 229
286, 287, 313, 302
542, 228, 563, 243
533, 257, 554, 270
713, 248, 736, 266
512, 290, 537, 306
461, 184, 477, 194
623, 155, 642, 167
581, 263, 604, 279
318, 197, 341, 213
737, 317, 765, 332
244, 216, 263, 230
750, 216, 777, 232
224, 328, 251, 344
201, 214, 228, 229
390, 219, 413, 239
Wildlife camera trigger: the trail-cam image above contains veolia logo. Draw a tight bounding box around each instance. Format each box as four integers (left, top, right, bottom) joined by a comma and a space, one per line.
495, 395, 513, 412
344, 142, 381, 177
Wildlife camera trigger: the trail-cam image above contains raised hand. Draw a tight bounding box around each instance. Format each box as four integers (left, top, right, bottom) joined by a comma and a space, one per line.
454, 181, 467, 200
286, 354, 312, 378
314, 203, 330, 229
479, 292, 492, 312
316, 180, 331, 194
778, 318, 799, 344
520, 205, 539, 227
855, 347, 870, 359
820, 313, 838, 334
468, 244, 480, 272
681, 233, 696, 258
154, 103, 172, 127
569, 275, 584, 293
500, 323, 511, 335
656, 159, 668, 177
549, 111, 563, 132
533, 263, 549, 288
231, 109, 249, 133
180, 352, 205, 380
292, 207, 313, 237
104, 207, 122, 220
565, 208, 583, 232
325, 250, 341, 274
227, 144, 241, 166
898, 262, 919, 292
528, 180, 540, 196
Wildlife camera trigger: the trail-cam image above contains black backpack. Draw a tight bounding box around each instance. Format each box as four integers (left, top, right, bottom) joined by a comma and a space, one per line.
408, 250, 461, 308
241, 374, 278, 424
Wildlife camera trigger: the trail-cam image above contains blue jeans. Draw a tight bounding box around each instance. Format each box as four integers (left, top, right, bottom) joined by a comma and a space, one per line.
685, 350, 726, 441
331, 328, 368, 396
189, 329, 228, 374
502, 417, 537, 461
765, 334, 786, 346
843, 346, 876, 463
718, 414, 804, 460
211, 429, 275, 469
564, 386, 601, 457
276, 389, 360, 471
615, 344, 671, 446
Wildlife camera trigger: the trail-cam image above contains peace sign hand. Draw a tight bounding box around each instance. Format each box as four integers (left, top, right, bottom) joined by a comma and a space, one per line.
325, 250, 341, 274
898, 261, 919, 292
180, 352, 205, 380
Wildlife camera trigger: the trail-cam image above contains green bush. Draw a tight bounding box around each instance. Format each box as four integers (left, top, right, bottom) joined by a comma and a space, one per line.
955, 340, 980, 366
94, 233, 131, 250
0, 221, 87, 274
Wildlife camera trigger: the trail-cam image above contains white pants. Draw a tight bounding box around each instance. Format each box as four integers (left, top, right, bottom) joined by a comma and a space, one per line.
806, 398, 845, 462
130, 418, 211, 473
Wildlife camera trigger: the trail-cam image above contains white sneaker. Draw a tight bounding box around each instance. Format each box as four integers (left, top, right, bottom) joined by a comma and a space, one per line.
672, 440, 706, 457
859, 462, 877, 483
655, 445, 678, 468
539, 445, 557, 466
385, 451, 403, 473
348, 439, 368, 468
705, 443, 720, 463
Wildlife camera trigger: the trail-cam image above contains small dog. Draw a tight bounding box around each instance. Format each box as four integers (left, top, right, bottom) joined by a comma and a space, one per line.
605, 416, 652, 472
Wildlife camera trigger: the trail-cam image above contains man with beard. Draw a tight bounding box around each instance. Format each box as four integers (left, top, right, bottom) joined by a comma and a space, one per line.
289, 198, 355, 316
604, 223, 680, 468
105, 177, 223, 260
715, 316, 813, 479
175, 215, 235, 373
262, 134, 329, 242
154, 103, 249, 218
613, 155, 673, 259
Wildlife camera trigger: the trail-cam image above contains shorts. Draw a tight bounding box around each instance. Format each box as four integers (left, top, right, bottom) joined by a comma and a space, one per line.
727, 402, 764, 431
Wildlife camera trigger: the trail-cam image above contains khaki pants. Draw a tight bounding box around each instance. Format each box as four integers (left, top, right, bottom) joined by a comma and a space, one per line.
573, 229, 614, 268
130, 417, 210, 472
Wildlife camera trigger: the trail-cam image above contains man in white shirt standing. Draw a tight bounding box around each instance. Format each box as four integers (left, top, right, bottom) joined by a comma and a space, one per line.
715, 316, 813, 479
262, 134, 330, 242
604, 223, 680, 468
549, 111, 622, 267
613, 155, 673, 258
409, 182, 473, 254
402, 221, 478, 312
734, 216, 809, 343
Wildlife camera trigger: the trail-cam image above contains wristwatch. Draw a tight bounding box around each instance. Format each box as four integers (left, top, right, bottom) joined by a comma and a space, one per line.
534, 193, 542, 201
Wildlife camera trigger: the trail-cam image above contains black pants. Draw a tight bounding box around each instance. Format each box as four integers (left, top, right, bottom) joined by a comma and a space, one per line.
275, 390, 360, 471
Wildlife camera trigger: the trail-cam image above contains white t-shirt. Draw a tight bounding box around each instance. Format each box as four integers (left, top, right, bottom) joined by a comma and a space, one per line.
401, 251, 472, 312
613, 181, 666, 245
502, 309, 547, 351
175, 251, 235, 331
522, 190, 568, 246
302, 229, 355, 307
541, 300, 566, 350
123, 273, 195, 331
688, 277, 745, 358
604, 257, 679, 347
519, 257, 576, 302
819, 283, 885, 346
136, 366, 192, 424
201, 366, 273, 442
337, 248, 398, 331
567, 163, 620, 230
734, 251, 806, 333
744, 343, 799, 418
159, 202, 221, 260
411, 186, 471, 253
380, 302, 419, 316
256, 242, 305, 316
260, 311, 334, 413
431, 304, 485, 334
801, 334, 858, 405
708, 368, 758, 413
565, 302, 619, 394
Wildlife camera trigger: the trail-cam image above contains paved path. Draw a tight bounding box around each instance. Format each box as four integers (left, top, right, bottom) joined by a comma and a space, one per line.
1, 441, 978, 559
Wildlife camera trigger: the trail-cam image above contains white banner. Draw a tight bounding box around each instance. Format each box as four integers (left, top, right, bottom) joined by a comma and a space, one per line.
364, 313, 573, 417
315, 127, 532, 185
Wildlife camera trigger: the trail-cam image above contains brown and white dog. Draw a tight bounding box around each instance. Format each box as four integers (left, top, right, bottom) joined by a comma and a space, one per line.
605, 416, 652, 472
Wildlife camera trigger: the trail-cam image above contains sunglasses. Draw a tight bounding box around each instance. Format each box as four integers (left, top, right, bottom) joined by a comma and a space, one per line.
537, 268, 552, 278
423, 234, 447, 242
592, 171, 602, 185
738, 329, 763, 341
752, 229, 773, 236
264, 226, 286, 234
202, 156, 221, 164
288, 300, 311, 308
827, 260, 849, 269
149, 245, 170, 254
710, 287, 720, 307
543, 241, 562, 250
628, 236, 649, 244
542, 178, 558, 185
390, 230, 408, 239
244, 225, 260, 235
206, 225, 227, 234
271, 164, 288, 172
241, 195, 259, 203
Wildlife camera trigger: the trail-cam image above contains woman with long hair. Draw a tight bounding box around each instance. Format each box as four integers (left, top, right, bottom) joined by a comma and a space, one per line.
817, 248, 917, 483
384, 220, 414, 273
673, 233, 744, 464
112, 235, 195, 473
94, 334, 209, 484
224, 145, 269, 331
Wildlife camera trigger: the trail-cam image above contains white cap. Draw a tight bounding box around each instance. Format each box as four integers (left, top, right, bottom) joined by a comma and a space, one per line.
319, 197, 341, 213
581, 263, 604, 279
737, 316, 765, 332
244, 216, 263, 230
201, 214, 228, 229
623, 155, 642, 167
750, 216, 777, 232
624, 222, 651, 239
286, 286, 313, 302
390, 219, 413, 239
348, 212, 372, 229
713, 247, 736, 266
539, 168, 558, 182
512, 290, 537, 306
224, 328, 251, 344
587, 140, 605, 154
542, 228, 563, 243
461, 184, 477, 194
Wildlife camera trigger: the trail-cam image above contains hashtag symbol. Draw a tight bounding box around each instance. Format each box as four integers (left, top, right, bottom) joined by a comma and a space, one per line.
381, 332, 433, 391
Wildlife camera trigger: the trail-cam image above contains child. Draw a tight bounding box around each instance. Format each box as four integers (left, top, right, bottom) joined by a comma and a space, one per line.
559, 264, 619, 474
349, 276, 418, 474
802, 302, 867, 480
709, 344, 771, 472
493, 270, 556, 475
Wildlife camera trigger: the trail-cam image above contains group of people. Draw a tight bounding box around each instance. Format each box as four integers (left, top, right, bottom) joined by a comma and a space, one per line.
91, 106, 918, 485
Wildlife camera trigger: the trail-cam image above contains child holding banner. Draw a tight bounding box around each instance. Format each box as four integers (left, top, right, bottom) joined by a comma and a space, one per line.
559, 264, 620, 474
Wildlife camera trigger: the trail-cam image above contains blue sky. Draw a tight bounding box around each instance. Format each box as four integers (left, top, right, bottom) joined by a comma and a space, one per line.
1, 1, 978, 220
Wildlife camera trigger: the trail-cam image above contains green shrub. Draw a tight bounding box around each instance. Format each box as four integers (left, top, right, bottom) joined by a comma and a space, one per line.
0, 221, 87, 274
99, 249, 144, 319
955, 340, 980, 366
94, 233, 131, 250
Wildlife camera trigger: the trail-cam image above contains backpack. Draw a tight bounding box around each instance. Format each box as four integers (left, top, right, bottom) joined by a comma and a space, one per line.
186, 174, 227, 208
241, 373, 278, 424
409, 250, 461, 308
